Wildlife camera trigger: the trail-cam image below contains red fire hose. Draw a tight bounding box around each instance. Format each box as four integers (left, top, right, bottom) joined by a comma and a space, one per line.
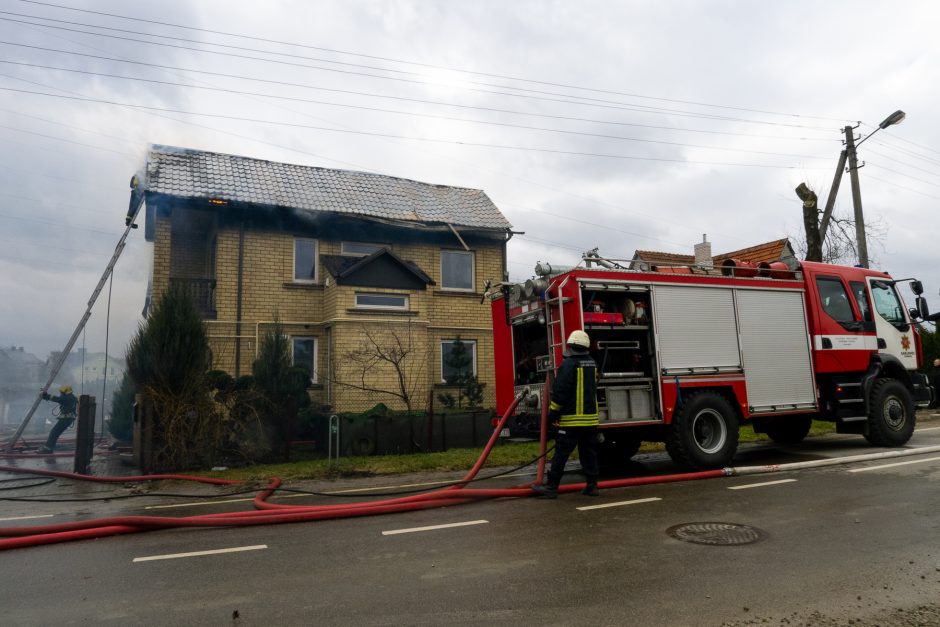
0, 387, 731, 552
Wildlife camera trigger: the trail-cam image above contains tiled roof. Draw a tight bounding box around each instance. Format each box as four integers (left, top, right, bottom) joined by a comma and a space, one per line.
714, 238, 790, 264
635, 238, 790, 266
144, 145, 511, 230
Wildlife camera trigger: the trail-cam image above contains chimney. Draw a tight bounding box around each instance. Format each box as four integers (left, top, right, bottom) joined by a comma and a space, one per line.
694, 234, 713, 269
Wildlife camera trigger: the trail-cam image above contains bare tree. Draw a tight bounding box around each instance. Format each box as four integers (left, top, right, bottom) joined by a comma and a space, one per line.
329, 322, 430, 413
793, 182, 886, 266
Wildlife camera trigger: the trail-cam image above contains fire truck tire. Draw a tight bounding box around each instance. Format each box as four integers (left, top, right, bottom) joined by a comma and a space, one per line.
597, 435, 642, 475
764, 415, 813, 445
665, 391, 739, 470
865, 378, 916, 447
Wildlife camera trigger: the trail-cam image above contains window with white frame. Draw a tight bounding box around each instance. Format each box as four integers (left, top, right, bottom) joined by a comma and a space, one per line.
341, 241, 386, 256
441, 339, 477, 383
293, 238, 318, 282
354, 293, 409, 310
291, 337, 317, 383
441, 250, 474, 291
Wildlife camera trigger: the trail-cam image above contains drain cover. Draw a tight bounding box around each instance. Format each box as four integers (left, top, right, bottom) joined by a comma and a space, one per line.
667, 522, 763, 546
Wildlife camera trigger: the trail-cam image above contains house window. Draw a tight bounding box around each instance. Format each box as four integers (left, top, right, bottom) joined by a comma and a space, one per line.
293, 238, 318, 282
441, 250, 474, 291
441, 339, 477, 383
291, 337, 318, 383
342, 242, 385, 256
354, 293, 409, 310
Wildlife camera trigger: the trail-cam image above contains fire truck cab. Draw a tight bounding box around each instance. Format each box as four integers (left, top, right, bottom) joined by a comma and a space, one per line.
490, 253, 935, 471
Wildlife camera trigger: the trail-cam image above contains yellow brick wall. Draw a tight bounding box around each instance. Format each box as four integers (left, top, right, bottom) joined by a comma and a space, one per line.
152, 210, 505, 413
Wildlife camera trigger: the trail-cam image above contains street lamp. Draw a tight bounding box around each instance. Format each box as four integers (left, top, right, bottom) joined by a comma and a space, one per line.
845, 109, 905, 267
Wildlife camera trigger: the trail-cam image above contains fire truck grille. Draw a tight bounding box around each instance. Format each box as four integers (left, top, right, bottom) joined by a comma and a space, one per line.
667, 522, 763, 546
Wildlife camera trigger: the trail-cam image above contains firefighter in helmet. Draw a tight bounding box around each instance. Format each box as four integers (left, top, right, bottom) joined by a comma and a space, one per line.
532, 329, 600, 498
39, 384, 77, 453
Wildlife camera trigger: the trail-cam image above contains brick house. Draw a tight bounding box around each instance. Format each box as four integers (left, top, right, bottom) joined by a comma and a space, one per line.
135, 145, 512, 414
630, 236, 796, 270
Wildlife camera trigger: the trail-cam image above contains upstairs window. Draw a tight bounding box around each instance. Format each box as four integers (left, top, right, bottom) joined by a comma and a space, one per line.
293, 238, 318, 283
441, 250, 474, 291
354, 293, 409, 310
341, 242, 385, 256
291, 337, 317, 384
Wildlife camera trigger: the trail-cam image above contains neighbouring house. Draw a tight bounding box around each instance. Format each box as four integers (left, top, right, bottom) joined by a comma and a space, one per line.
132, 145, 513, 414
0, 347, 43, 427
630, 236, 797, 271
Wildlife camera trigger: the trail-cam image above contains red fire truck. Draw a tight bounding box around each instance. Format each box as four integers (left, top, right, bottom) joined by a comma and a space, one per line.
490, 253, 936, 470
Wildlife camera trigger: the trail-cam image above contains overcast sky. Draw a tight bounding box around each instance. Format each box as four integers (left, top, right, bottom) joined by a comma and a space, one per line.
2, 0, 939, 361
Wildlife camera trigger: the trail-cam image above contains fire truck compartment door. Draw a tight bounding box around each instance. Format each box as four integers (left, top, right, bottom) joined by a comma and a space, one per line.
653, 285, 741, 372
736, 289, 817, 411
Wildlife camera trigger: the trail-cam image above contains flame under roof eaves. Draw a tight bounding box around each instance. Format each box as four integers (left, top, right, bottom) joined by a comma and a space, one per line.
144, 145, 512, 231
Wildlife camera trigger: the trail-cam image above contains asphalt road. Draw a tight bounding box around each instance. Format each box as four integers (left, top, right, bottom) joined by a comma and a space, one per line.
2, 416, 940, 626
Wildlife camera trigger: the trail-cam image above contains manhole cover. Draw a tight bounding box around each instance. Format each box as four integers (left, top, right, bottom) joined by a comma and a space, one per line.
667, 522, 763, 546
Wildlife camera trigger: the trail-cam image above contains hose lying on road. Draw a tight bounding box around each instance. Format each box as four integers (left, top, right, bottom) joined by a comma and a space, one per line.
3, 392, 940, 552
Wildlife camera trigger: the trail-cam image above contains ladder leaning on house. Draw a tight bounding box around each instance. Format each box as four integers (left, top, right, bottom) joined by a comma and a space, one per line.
4, 183, 145, 451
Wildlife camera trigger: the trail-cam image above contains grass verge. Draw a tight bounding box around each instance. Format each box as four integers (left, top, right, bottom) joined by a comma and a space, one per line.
209, 420, 838, 482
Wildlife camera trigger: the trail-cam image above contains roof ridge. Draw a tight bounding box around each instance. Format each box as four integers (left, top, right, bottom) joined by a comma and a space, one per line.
148, 144, 486, 193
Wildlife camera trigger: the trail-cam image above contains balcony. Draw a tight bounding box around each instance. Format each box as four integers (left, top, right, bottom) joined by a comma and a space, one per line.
170, 277, 217, 319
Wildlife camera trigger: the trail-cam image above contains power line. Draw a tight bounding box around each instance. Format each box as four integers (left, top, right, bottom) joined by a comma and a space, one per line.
13, 0, 853, 124
866, 161, 940, 190
0, 122, 136, 157
0, 13, 842, 131
0, 59, 833, 160
0, 41, 838, 142
0, 86, 822, 169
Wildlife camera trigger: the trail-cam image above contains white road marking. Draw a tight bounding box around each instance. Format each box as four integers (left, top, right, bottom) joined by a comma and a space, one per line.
133, 544, 267, 562
577, 497, 661, 511
382, 519, 488, 535
848, 456, 940, 473
146, 497, 253, 510
0, 514, 54, 522
728, 479, 797, 490
916, 426, 940, 432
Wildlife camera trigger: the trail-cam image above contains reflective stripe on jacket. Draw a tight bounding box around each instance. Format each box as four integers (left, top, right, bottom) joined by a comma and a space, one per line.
549, 350, 598, 427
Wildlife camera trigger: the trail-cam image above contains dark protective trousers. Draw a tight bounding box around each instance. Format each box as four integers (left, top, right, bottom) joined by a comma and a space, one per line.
546, 426, 599, 486
45, 418, 75, 450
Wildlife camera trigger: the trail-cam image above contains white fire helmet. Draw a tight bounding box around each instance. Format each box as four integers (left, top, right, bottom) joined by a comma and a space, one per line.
566, 330, 590, 349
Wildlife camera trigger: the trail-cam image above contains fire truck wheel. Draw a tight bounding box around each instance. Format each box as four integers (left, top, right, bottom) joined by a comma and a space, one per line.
865, 378, 916, 447
764, 415, 813, 446
665, 391, 739, 470
597, 435, 642, 475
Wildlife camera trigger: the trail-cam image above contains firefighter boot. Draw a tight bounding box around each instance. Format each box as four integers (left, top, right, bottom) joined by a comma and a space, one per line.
532, 478, 559, 498
581, 476, 600, 497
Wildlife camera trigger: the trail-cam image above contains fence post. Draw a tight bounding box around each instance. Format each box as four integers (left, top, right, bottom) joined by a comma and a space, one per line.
328, 415, 340, 466
74, 394, 96, 474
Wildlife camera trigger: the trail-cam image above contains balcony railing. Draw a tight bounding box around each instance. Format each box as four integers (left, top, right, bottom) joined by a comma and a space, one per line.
170, 277, 217, 319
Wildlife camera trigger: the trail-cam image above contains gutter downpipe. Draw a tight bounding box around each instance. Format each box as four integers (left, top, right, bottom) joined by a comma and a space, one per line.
234, 210, 245, 377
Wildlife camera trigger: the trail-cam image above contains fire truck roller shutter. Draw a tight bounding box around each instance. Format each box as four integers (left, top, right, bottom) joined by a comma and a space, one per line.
736, 289, 817, 411
653, 286, 741, 372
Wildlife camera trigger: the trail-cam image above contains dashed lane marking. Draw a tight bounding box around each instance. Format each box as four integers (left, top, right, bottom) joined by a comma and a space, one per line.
133, 544, 268, 562
848, 455, 940, 473
728, 479, 798, 490
382, 519, 488, 535
577, 497, 662, 511
0, 514, 54, 522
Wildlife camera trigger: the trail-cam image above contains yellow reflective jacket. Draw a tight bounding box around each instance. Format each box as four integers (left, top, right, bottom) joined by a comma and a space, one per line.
549, 351, 598, 427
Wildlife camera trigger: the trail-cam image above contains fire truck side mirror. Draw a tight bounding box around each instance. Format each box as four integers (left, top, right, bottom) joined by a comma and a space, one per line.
913, 296, 930, 320
910, 280, 924, 295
